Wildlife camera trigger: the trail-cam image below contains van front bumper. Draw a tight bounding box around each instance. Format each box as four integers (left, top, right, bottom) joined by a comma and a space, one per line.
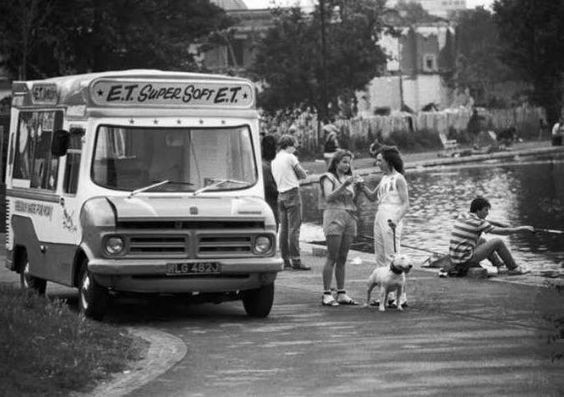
88, 257, 283, 293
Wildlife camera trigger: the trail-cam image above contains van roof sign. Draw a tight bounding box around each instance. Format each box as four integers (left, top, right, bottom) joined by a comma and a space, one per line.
31, 83, 58, 105
90, 79, 254, 108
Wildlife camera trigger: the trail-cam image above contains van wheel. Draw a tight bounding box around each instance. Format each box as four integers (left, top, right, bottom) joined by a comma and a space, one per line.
19, 252, 47, 295
242, 283, 274, 318
78, 260, 109, 321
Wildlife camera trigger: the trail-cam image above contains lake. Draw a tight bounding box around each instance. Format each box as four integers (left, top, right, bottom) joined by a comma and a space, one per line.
304, 152, 564, 275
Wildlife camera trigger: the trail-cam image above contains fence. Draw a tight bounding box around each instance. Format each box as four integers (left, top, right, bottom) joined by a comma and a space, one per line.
264, 106, 546, 155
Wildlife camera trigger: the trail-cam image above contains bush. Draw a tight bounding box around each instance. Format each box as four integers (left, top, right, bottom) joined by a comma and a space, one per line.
0, 285, 146, 396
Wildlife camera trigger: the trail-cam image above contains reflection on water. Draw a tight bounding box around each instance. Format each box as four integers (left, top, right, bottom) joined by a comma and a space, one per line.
306, 153, 564, 274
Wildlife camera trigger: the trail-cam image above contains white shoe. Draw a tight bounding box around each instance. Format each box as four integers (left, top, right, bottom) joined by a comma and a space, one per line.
322, 294, 339, 306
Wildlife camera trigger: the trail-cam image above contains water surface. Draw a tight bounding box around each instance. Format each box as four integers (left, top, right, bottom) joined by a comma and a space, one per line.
305, 152, 564, 274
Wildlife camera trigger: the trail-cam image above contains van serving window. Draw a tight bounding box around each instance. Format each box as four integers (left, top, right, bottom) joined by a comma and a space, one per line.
13, 111, 62, 190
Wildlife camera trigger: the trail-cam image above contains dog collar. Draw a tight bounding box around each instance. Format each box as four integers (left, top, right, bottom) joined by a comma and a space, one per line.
390, 263, 403, 275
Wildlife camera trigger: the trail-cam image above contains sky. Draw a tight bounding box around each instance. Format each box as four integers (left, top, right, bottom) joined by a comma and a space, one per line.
243, 0, 495, 10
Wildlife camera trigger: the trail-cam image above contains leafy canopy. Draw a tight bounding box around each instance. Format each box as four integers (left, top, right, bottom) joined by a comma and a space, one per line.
0, 0, 232, 79
250, 0, 388, 118
493, 0, 564, 122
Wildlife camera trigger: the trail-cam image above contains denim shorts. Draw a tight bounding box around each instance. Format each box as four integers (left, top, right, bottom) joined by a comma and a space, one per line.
323, 209, 357, 237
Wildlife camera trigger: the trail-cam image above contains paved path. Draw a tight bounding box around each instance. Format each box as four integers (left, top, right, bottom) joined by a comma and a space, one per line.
2, 140, 563, 396
299, 140, 560, 178
96, 245, 564, 396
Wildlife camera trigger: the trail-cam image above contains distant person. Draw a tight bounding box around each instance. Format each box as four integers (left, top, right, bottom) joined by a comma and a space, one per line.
322, 123, 340, 165
319, 150, 363, 306
467, 108, 481, 148
359, 146, 409, 307
551, 116, 564, 146
440, 196, 533, 277
271, 134, 311, 270
261, 134, 279, 229
539, 118, 548, 140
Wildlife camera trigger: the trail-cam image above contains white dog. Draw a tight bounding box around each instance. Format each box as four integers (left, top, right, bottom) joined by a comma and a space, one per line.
365, 254, 412, 312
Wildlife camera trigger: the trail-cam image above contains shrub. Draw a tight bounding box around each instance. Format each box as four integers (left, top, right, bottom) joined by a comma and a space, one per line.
0, 285, 146, 396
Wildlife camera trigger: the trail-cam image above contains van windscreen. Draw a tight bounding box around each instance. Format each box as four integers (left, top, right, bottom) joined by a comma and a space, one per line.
91, 125, 257, 192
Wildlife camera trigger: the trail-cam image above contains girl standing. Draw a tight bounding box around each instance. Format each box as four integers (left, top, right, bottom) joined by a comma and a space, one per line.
361, 146, 409, 306
320, 150, 362, 306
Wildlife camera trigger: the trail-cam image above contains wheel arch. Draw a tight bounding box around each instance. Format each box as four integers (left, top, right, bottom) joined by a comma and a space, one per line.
72, 248, 89, 288
12, 244, 28, 274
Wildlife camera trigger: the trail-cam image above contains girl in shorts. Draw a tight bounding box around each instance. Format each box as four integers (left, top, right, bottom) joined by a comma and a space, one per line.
319, 149, 363, 306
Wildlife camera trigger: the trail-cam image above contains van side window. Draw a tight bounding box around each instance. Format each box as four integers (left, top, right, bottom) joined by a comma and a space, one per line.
63, 131, 83, 194
13, 111, 62, 190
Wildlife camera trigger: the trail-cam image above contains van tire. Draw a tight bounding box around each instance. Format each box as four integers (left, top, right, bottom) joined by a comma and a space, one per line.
242, 283, 274, 318
19, 251, 47, 295
78, 259, 109, 321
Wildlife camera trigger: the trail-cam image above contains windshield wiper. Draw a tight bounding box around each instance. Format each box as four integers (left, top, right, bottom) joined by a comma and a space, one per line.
193, 178, 247, 196
128, 180, 193, 198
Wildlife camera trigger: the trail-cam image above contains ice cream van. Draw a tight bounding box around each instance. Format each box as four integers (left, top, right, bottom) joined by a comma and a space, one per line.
4, 70, 282, 320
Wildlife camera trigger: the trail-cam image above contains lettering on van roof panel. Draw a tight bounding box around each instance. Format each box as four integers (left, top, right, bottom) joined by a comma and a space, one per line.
90, 80, 254, 108
31, 83, 58, 105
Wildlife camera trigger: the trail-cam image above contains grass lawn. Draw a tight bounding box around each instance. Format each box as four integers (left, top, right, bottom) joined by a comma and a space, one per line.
0, 284, 147, 397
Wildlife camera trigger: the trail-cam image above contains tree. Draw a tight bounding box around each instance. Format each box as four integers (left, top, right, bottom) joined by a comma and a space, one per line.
493, 0, 564, 123
394, 0, 438, 24
453, 7, 515, 107
0, 0, 232, 79
250, 0, 388, 119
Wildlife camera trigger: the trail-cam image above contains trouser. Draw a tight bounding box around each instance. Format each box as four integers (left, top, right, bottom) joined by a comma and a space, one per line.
278, 188, 302, 263
453, 237, 518, 275
373, 205, 403, 268
470, 237, 517, 269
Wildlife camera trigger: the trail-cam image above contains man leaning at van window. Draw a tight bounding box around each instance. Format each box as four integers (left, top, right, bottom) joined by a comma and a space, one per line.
271, 134, 311, 271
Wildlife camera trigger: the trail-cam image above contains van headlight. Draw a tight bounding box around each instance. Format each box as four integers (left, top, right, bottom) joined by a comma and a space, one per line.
105, 236, 125, 255
253, 235, 272, 254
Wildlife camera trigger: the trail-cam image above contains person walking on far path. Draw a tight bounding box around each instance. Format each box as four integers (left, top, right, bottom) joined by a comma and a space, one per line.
319, 150, 363, 306
360, 146, 409, 306
440, 196, 533, 277
271, 134, 311, 271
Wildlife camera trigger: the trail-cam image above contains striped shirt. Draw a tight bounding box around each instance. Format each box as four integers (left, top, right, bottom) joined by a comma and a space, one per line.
449, 212, 493, 264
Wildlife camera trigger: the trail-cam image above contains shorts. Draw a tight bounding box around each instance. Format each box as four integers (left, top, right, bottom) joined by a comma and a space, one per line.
323, 209, 357, 237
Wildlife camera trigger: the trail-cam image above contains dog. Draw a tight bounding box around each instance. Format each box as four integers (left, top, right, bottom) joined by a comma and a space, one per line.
365, 254, 412, 312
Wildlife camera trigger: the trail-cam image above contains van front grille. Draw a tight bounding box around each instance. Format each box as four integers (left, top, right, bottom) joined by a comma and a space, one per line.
198, 235, 253, 257
128, 235, 188, 256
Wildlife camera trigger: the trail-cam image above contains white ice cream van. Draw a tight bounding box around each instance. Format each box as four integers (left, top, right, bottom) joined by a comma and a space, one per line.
4, 70, 282, 320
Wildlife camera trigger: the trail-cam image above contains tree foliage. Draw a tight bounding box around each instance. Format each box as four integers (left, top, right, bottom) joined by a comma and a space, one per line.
394, 0, 438, 24
493, 0, 564, 122
453, 7, 515, 106
250, 0, 388, 119
0, 0, 232, 80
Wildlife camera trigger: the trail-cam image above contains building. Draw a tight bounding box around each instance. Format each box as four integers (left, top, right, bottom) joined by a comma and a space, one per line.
358, 20, 456, 115
387, 0, 467, 18
203, 0, 273, 74
206, 0, 458, 114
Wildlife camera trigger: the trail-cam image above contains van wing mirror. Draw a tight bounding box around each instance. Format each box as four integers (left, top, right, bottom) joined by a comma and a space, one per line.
51, 129, 70, 157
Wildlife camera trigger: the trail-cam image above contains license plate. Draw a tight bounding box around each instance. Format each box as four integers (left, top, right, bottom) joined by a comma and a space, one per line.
166, 262, 221, 275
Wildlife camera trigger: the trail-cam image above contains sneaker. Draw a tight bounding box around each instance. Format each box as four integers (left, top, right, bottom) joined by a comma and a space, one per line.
283, 260, 293, 270
322, 294, 339, 306
438, 269, 448, 278
336, 292, 358, 305
507, 266, 531, 276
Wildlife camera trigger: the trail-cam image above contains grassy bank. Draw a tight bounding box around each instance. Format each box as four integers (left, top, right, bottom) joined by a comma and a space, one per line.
0, 284, 147, 397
